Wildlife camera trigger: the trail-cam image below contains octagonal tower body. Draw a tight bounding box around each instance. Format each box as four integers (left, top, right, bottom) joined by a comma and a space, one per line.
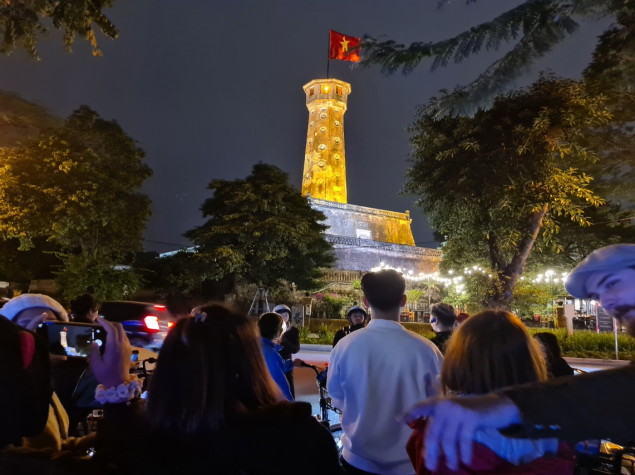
301, 79, 350, 204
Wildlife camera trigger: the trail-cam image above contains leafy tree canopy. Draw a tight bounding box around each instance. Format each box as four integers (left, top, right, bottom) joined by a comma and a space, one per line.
0, 105, 152, 260
361, 0, 633, 115
133, 249, 214, 295
439, 201, 635, 273
0, 237, 61, 282
185, 163, 335, 291
55, 254, 141, 301
0, 105, 152, 298
407, 76, 612, 306
0, 90, 62, 147
0, 0, 119, 58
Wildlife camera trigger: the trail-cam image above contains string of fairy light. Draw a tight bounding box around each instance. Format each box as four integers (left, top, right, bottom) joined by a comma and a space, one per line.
370, 262, 570, 295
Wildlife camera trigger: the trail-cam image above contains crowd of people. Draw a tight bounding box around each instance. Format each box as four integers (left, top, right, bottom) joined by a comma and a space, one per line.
0, 243, 634, 475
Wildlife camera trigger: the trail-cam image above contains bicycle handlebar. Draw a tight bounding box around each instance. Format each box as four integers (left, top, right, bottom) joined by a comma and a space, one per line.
299, 361, 323, 376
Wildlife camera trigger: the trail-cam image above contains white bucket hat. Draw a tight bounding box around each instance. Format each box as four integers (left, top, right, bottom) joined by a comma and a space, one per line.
0, 294, 68, 322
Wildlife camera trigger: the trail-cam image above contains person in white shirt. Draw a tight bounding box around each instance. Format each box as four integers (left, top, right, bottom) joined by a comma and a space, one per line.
328, 269, 443, 475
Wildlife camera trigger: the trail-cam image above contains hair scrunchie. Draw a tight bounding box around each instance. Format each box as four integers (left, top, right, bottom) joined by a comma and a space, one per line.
95, 374, 143, 404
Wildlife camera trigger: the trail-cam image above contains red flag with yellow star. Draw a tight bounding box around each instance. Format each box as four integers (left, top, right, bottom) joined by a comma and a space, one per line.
329, 30, 361, 62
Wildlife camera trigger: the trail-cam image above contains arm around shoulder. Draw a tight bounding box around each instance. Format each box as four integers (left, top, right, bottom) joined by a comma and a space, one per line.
501, 364, 635, 443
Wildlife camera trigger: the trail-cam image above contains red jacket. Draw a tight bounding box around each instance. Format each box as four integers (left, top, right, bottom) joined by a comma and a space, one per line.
407, 419, 574, 475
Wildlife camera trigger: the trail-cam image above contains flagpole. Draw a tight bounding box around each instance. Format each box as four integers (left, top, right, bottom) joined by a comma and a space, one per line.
326, 32, 330, 79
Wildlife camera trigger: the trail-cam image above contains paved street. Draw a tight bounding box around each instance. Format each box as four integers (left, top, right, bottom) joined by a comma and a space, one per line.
293, 345, 630, 418
296, 345, 630, 373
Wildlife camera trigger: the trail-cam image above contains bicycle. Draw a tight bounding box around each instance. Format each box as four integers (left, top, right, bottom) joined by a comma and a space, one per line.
300, 361, 344, 453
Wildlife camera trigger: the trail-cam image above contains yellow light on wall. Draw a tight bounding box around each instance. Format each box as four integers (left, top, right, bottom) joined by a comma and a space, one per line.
321, 85, 329, 93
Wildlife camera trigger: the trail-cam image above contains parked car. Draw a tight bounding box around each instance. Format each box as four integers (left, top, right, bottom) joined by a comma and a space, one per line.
99, 301, 176, 350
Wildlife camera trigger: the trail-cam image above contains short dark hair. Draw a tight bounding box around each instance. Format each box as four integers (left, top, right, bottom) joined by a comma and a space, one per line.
361, 269, 406, 312
431, 303, 457, 327
70, 294, 100, 316
258, 312, 283, 340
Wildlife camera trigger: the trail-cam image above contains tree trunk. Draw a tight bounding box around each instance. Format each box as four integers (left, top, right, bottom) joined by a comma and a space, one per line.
485, 204, 549, 309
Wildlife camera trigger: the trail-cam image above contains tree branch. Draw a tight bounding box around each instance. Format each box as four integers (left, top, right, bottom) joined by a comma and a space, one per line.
505, 204, 549, 290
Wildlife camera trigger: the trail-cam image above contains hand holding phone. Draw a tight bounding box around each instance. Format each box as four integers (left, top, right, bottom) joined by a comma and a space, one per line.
90, 318, 132, 388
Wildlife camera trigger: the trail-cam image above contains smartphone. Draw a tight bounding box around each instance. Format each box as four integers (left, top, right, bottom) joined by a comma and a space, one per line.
131, 350, 139, 362
36, 321, 106, 358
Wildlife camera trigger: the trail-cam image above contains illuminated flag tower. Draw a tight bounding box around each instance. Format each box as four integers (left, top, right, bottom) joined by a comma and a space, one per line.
294, 31, 442, 287
301, 78, 351, 204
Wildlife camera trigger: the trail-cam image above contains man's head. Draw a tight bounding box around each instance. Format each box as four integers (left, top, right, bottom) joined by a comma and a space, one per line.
361, 270, 406, 317
565, 244, 635, 337
272, 304, 291, 324
346, 306, 368, 326
431, 303, 457, 332
258, 312, 284, 341
0, 294, 68, 330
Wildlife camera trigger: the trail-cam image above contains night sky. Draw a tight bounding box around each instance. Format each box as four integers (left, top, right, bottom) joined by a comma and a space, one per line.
0, 1, 611, 253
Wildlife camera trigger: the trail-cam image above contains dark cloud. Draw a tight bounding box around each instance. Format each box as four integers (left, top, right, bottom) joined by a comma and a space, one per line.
0, 0, 610, 252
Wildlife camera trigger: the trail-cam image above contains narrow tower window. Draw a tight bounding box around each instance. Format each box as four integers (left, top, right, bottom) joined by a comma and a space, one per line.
336, 85, 343, 95
309, 87, 315, 97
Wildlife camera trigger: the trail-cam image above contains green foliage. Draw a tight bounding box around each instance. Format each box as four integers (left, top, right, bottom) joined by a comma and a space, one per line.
0, 0, 120, 58
510, 280, 560, 318
312, 294, 349, 319
529, 203, 635, 269
439, 286, 470, 312
406, 324, 635, 360
55, 254, 141, 300
186, 163, 335, 291
0, 237, 61, 282
299, 324, 336, 345
0, 105, 152, 259
0, 90, 63, 147
299, 322, 635, 360
407, 76, 611, 306
582, 7, 635, 203
0, 106, 152, 298
361, 0, 630, 114
133, 250, 214, 294
527, 328, 635, 360
440, 273, 492, 313
406, 288, 424, 305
